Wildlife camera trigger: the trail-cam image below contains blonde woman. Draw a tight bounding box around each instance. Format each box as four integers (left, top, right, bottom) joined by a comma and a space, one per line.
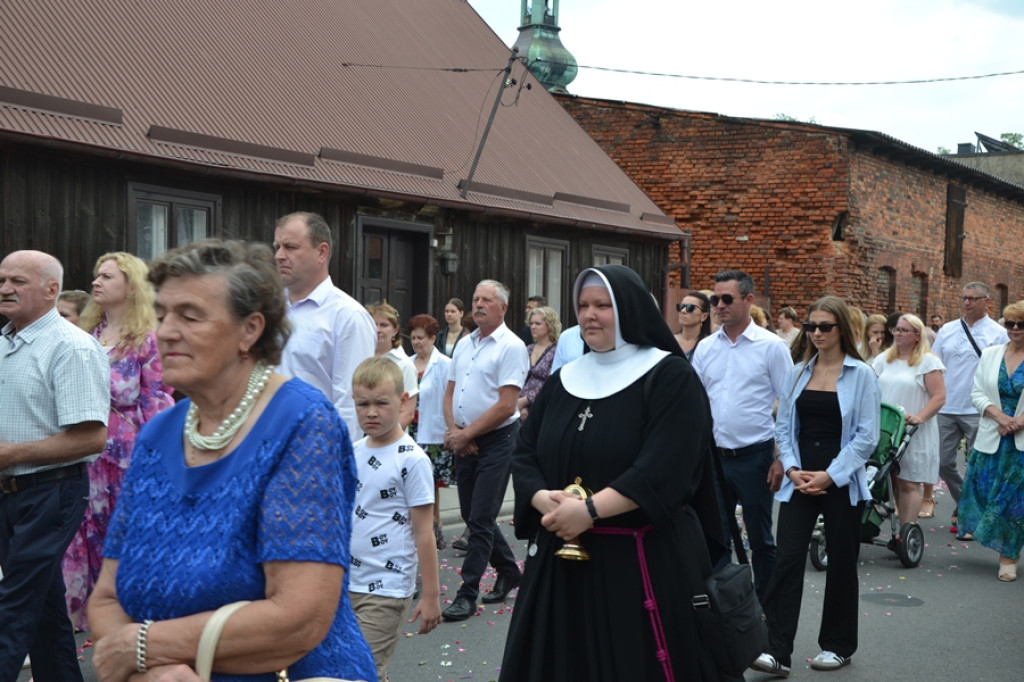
860, 313, 888, 360
62, 252, 174, 630
872, 314, 946, 531
958, 301, 1024, 580
517, 306, 561, 422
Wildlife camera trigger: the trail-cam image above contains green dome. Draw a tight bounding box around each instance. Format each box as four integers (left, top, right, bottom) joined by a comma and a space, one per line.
512, 0, 577, 95
514, 26, 577, 93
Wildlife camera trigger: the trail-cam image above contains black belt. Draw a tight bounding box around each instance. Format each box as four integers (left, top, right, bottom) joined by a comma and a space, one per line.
716, 439, 774, 458
0, 463, 85, 494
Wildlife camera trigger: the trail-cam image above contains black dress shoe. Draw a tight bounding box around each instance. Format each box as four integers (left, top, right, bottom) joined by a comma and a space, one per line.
481, 571, 522, 604
442, 595, 477, 621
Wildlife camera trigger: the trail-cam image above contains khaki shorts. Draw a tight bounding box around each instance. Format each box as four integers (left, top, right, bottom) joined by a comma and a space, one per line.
350, 590, 413, 681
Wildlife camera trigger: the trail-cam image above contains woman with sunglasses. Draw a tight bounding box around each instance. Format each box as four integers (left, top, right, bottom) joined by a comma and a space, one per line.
957, 301, 1024, 581
872, 314, 946, 530
673, 291, 711, 361
752, 296, 879, 676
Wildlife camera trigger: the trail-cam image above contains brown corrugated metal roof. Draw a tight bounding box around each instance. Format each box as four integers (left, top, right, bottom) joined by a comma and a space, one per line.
0, 0, 680, 239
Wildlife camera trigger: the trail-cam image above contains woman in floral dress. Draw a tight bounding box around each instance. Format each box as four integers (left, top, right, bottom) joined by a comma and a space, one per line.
959, 300, 1024, 581
62, 252, 174, 630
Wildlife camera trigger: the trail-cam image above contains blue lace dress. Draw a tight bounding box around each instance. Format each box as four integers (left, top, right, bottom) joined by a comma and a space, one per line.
959, 359, 1024, 559
104, 379, 377, 681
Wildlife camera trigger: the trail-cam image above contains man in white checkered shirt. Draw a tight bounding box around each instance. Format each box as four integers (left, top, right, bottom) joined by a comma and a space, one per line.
0, 250, 109, 682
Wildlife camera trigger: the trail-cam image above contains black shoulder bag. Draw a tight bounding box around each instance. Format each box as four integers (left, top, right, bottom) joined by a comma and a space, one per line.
690, 451, 769, 678
961, 318, 983, 357
642, 364, 768, 677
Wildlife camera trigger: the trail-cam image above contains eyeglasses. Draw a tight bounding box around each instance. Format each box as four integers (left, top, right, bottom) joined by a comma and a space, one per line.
802, 322, 838, 333
676, 303, 702, 313
709, 293, 737, 307
893, 327, 918, 335
962, 295, 987, 302
1004, 320, 1024, 330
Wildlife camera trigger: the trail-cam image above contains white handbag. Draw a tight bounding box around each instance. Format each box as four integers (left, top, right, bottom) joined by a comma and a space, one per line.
195, 600, 363, 682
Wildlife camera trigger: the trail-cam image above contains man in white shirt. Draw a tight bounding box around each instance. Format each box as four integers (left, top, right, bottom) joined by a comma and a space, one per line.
692, 270, 793, 600
441, 280, 529, 621
550, 324, 584, 372
930, 282, 1008, 529
273, 211, 376, 440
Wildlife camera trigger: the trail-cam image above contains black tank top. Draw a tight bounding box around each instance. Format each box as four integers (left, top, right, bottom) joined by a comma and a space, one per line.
796, 389, 842, 471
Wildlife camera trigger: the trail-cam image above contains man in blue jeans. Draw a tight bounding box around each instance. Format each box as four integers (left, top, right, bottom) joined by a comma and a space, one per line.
0, 250, 109, 682
442, 279, 529, 621
692, 270, 793, 600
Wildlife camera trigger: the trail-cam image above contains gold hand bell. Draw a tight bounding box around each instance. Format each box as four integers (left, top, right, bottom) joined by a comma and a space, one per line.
554, 477, 593, 561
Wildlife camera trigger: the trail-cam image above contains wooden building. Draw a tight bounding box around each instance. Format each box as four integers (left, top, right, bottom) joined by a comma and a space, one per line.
0, 1, 682, 331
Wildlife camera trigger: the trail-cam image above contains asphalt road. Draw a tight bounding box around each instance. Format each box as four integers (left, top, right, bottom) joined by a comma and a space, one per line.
20, 483, 1024, 681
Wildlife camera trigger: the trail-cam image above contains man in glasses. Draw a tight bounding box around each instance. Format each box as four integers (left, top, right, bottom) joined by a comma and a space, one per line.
929, 282, 1008, 531
691, 270, 793, 600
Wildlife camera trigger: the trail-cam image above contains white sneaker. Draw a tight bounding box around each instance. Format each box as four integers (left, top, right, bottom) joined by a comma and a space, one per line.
751, 652, 791, 678
810, 650, 851, 670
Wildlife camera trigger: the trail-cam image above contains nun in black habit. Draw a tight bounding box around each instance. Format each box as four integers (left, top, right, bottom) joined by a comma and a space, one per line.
500, 265, 730, 682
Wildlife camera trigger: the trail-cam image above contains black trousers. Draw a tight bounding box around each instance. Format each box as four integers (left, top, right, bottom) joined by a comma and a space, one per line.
0, 469, 88, 682
455, 422, 520, 601
761, 482, 864, 667
717, 440, 777, 601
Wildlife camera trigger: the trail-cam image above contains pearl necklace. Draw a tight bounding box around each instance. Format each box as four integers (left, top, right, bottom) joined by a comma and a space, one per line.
185, 361, 273, 451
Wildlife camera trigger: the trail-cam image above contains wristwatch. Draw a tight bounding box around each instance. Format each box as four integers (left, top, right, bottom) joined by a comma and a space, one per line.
585, 497, 600, 521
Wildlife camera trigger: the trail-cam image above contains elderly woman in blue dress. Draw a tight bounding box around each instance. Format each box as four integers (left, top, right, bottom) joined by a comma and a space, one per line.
958, 300, 1024, 582
89, 240, 375, 681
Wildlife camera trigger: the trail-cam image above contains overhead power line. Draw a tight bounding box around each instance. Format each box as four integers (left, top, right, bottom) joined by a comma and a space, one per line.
560, 61, 1024, 86
338, 59, 1024, 86
339, 62, 499, 73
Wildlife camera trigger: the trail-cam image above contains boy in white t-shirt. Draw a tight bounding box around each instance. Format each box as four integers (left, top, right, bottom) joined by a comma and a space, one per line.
349, 356, 441, 681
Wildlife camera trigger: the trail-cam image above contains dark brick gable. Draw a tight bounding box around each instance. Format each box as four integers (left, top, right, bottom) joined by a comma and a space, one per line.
559, 96, 1024, 321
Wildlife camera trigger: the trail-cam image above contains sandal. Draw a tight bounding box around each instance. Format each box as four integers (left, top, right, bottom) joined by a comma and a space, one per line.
998, 559, 1018, 582
918, 497, 936, 518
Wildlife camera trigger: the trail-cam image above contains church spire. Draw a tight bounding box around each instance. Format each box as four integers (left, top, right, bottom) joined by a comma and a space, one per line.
512, 1, 578, 94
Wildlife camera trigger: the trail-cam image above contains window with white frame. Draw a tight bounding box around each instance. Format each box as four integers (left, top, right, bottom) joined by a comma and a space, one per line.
128, 183, 220, 261
526, 236, 567, 317
592, 245, 628, 266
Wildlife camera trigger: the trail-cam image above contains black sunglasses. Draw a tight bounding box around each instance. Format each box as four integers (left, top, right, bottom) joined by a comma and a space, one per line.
709, 293, 737, 307
802, 322, 838, 333
1005, 320, 1024, 330
676, 303, 703, 313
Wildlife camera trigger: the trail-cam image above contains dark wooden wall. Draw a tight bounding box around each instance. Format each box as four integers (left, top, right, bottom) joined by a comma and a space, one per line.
1, 142, 669, 331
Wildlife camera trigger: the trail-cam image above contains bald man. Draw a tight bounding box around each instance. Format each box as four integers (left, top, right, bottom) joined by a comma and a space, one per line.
0, 250, 110, 682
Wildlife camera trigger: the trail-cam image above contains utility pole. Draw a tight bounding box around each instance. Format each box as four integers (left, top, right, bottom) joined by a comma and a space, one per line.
460, 47, 520, 199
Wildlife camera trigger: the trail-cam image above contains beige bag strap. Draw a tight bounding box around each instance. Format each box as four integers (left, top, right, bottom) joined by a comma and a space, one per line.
195, 601, 251, 682
193, 600, 361, 682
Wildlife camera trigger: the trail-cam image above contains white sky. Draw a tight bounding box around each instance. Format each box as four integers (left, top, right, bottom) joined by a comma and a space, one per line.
467, 0, 1024, 154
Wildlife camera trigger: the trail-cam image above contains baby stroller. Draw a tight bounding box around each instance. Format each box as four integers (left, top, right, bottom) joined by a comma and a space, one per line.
809, 402, 921, 570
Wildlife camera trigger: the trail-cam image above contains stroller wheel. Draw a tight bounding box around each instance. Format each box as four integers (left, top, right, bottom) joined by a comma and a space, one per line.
809, 537, 828, 571
896, 522, 924, 568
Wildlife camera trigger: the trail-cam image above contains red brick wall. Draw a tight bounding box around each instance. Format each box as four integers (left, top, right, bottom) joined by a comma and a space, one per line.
852, 149, 1024, 320
558, 96, 1024, 322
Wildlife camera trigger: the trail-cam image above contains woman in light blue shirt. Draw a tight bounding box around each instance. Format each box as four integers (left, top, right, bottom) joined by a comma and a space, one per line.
752, 296, 880, 677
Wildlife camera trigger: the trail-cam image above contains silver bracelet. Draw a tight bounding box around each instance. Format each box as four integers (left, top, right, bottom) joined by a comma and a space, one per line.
136, 619, 154, 673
